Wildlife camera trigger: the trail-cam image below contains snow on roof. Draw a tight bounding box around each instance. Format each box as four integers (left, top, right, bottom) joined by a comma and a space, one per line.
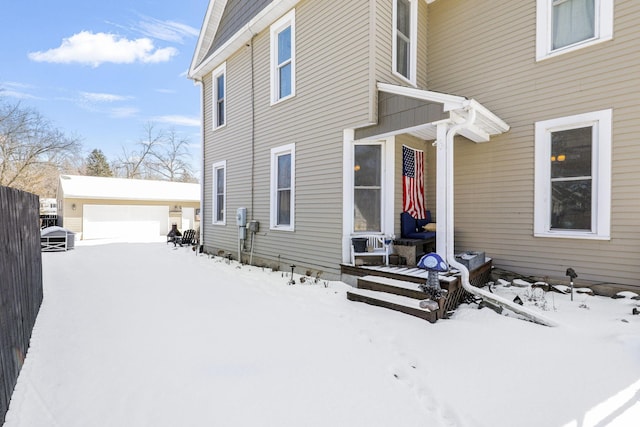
58, 175, 200, 202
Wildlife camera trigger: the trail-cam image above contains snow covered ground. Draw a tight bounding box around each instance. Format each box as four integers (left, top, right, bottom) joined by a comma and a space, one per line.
4, 241, 640, 427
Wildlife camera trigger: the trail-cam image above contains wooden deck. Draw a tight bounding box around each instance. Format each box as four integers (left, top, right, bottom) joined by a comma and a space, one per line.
342, 259, 493, 322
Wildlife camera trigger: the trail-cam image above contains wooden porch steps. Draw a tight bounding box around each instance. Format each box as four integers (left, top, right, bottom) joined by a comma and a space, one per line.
343, 260, 494, 323
347, 275, 441, 323
356, 275, 427, 299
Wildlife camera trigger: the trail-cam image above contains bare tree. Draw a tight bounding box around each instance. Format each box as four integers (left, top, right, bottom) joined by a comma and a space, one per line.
147, 128, 195, 181
0, 99, 82, 196
114, 122, 164, 179
114, 122, 197, 182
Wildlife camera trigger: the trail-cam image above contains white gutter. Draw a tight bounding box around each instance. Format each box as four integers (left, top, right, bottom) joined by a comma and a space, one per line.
444, 107, 560, 327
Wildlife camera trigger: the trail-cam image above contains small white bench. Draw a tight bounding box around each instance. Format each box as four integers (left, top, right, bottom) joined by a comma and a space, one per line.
350, 235, 390, 266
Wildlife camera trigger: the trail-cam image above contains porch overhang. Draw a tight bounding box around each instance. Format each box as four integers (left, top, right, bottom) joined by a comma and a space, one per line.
354, 83, 510, 142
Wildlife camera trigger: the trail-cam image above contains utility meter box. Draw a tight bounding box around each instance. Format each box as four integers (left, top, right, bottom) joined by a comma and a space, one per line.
236, 207, 247, 226
248, 220, 260, 233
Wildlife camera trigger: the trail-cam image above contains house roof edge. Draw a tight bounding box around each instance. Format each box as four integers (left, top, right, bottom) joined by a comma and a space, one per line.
189, 0, 301, 81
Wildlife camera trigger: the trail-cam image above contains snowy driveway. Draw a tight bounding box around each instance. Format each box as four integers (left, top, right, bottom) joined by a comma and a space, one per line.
4, 242, 640, 426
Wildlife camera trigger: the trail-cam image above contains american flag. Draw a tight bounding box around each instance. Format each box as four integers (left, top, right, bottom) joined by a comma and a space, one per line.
402, 145, 426, 219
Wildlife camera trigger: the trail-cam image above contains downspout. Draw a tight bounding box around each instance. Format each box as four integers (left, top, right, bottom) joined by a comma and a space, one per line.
445, 106, 559, 327
194, 76, 205, 251
249, 31, 256, 219
248, 29, 257, 262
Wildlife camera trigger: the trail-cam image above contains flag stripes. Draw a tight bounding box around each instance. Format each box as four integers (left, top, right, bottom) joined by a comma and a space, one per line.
402, 145, 426, 219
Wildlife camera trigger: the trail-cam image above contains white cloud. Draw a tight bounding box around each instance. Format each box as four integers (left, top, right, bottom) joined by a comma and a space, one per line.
110, 107, 139, 118
0, 81, 38, 99
153, 115, 200, 127
76, 91, 134, 114
137, 16, 199, 43
80, 92, 130, 102
28, 31, 178, 67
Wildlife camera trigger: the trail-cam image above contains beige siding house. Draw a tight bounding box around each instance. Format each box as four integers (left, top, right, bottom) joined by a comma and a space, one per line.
190, 0, 639, 290
57, 175, 200, 241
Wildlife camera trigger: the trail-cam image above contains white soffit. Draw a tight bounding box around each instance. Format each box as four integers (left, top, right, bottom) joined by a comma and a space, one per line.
377, 83, 510, 143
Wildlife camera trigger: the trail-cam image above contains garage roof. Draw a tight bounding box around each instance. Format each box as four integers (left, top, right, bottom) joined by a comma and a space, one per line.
59, 175, 200, 202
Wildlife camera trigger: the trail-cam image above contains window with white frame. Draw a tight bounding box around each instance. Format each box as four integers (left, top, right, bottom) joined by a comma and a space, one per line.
270, 144, 295, 230
212, 63, 226, 129
393, 0, 417, 84
270, 10, 295, 104
534, 109, 611, 239
536, 0, 613, 61
212, 160, 226, 224
353, 143, 382, 233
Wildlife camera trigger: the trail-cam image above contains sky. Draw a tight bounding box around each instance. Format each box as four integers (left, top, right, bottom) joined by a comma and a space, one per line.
3, 240, 640, 426
0, 0, 209, 174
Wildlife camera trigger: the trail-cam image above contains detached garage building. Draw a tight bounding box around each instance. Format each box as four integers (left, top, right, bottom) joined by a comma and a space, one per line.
57, 175, 200, 241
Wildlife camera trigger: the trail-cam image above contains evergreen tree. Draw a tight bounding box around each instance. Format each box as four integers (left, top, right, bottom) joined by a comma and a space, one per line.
86, 149, 113, 177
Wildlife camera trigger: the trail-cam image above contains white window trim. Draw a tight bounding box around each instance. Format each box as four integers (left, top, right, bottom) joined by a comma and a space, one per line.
534, 109, 612, 240
536, 0, 613, 61
270, 143, 295, 231
346, 137, 395, 235
270, 9, 296, 105
392, 0, 418, 86
341, 131, 395, 263
212, 160, 226, 225
212, 62, 226, 129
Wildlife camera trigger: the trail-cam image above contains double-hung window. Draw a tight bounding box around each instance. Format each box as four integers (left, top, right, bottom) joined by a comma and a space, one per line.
534, 110, 611, 239
270, 144, 295, 230
393, 0, 417, 84
212, 63, 226, 129
353, 143, 382, 232
536, 0, 613, 60
212, 161, 226, 224
270, 10, 295, 104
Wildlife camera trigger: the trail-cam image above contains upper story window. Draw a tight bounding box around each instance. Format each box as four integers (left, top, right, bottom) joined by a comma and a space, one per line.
536, 0, 613, 61
270, 10, 296, 104
270, 144, 295, 230
393, 0, 417, 84
534, 110, 612, 239
212, 160, 226, 224
212, 63, 226, 129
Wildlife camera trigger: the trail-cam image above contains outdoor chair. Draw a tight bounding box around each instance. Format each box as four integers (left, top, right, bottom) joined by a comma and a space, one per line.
176, 229, 196, 247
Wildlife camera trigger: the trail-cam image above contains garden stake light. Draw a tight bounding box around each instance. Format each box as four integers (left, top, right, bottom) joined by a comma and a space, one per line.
417, 253, 449, 311
289, 264, 296, 285
566, 268, 577, 302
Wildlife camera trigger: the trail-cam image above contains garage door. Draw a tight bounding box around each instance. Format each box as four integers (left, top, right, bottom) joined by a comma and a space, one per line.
83, 205, 169, 240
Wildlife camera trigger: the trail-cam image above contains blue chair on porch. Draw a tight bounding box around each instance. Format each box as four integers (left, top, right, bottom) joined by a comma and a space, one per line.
400, 211, 436, 240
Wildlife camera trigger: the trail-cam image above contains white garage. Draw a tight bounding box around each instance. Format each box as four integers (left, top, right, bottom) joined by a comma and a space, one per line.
82, 205, 170, 240
57, 175, 201, 241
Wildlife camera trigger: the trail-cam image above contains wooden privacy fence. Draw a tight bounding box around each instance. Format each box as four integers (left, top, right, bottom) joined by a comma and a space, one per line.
0, 186, 43, 424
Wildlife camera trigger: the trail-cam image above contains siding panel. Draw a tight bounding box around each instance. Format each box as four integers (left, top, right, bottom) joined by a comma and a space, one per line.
428, 0, 640, 288
202, 0, 371, 277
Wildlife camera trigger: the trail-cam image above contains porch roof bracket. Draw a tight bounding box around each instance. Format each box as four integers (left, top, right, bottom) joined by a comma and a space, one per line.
374, 83, 510, 143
